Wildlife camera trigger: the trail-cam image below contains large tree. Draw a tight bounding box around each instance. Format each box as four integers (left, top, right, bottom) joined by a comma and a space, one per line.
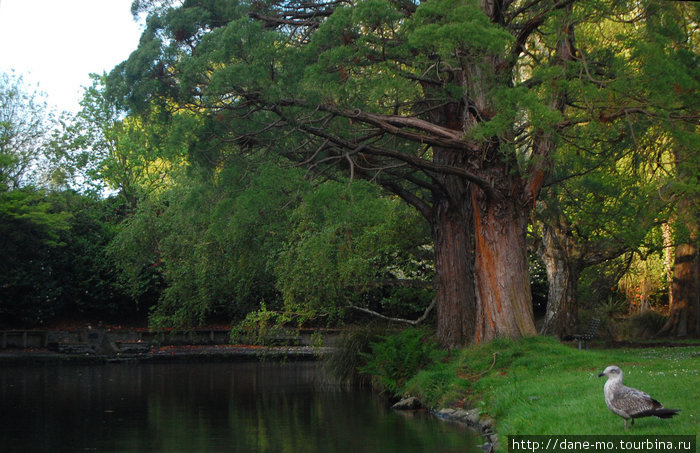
109, 0, 685, 346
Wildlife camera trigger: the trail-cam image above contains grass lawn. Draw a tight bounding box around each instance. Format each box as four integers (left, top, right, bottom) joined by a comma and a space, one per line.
404, 336, 699, 449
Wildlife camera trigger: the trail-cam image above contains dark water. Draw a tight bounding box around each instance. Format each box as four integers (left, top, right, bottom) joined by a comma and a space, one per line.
0, 361, 479, 452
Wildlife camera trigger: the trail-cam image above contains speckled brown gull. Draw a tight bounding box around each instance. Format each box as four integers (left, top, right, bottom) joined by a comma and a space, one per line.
598, 365, 680, 429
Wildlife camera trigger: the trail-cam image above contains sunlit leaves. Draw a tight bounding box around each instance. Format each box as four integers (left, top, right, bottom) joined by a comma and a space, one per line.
275, 180, 431, 322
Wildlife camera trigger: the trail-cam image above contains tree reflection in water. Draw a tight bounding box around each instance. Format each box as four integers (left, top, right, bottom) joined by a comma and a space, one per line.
0, 361, 479, 452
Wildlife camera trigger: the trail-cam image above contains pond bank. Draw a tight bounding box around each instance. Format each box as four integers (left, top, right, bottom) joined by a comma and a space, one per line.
395, 337, 700, 453
391, 396, 498, 452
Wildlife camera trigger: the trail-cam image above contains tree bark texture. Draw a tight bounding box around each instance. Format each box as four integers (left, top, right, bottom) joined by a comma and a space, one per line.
432, 195, 476, 348
471, 186, 538, 342
659, 220, 699, 338
430, 146, 477, 348
538, 222, 581, 337
667, 242, 700, 337
658, 147, 700, 338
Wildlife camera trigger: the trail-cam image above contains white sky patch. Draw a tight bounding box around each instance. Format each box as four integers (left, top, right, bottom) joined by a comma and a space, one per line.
0, 0, 144, 113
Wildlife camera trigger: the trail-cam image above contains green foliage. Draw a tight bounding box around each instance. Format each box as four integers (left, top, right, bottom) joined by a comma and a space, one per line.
596, 295, 628, 321
104, 147, 433, 330
409, 0, 512, 56
229, 302, 296, 345
108, 161, 306, 328
48, 192, 132, 318
0, 188, 70, 324
360, 328, 444, 395
276, 179, 432, 324
55, 75, 192, 202
0, 71, 57, 189
0, 188, 132, 325
106, 196, 165, 305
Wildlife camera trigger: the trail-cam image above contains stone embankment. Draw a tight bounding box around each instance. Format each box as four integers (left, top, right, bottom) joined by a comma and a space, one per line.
393, 397, 498, 452
0, 327, 336, 363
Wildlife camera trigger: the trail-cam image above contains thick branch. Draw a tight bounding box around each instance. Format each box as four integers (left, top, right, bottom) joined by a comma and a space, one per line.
298, 122, 501, 199
249, 12, 324, 29
377, 177, 433, 219
321, 105, 479, 151
274, 98, 479, 151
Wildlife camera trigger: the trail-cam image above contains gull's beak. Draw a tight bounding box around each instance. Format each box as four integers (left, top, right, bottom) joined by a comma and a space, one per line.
598, 372, 605, 378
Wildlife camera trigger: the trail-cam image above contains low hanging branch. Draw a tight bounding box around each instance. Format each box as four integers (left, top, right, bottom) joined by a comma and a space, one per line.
350, 298, 436, 326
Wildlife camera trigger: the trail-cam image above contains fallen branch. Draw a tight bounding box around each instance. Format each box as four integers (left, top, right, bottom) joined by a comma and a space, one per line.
350, 298, 436, 326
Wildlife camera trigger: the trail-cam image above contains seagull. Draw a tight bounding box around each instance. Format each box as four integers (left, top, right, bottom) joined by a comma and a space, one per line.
598, 365, 680, 429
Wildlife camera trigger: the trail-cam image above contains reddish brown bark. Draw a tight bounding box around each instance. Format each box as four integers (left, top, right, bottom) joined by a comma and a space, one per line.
471, 187, 537, 343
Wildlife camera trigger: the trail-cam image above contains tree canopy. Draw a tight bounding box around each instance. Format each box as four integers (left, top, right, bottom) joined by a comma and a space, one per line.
100, 0, 698, 345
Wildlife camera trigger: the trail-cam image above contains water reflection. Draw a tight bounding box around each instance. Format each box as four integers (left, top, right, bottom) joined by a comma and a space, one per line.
0, 361, 479, 452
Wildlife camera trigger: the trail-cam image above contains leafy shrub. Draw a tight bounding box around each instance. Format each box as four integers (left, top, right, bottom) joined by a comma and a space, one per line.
596, 295, 628, 320
619, 310, 667, 340
230, 302, 296, 345
360, 327, 444, 396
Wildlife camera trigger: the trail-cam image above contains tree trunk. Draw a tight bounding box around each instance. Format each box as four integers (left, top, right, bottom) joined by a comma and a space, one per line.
538, 223, 580, 337
471, 187, 537, 343
662, 223, 674, 308
431, 146, 477, 348
658, 149, 700, 338
432, 195, 476, 348
659, 240, 699, 338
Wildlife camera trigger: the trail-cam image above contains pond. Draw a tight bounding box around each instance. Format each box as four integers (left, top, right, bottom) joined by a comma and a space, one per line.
0, 360, 481, 452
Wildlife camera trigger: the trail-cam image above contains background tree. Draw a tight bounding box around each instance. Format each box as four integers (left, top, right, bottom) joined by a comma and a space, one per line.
0, 188, 133, 326
107, 152, 433, 329
275, 178, 433, 325
536, 140, 668, 337
632, 1, 699, 338
0, 71, 136, 326
0, 71, 56, 189
531, 0, 697, 338
54, 75, 191, 208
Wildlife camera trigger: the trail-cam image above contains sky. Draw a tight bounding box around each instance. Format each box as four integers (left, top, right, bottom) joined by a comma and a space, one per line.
0, 0, 144, 113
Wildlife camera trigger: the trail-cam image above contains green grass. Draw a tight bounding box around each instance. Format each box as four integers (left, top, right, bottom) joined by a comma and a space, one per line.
404, 337, 699, 449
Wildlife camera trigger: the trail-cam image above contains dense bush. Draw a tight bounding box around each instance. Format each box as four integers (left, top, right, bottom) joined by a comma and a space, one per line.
0, 190, 132, 326
324, 326, 384, 385
619, 310, 668, 340
360, 328, 444, 395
